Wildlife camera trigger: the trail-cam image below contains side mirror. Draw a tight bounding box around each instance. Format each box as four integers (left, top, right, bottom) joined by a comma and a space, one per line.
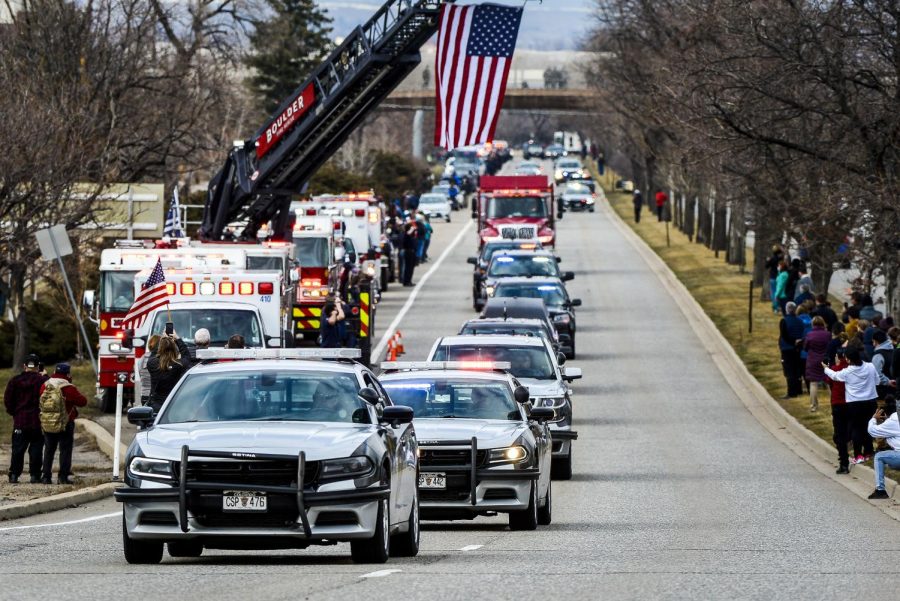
556, 352, 567, 366
570, 298, 582, 307
127, 406, 154, 426
382, 405, 414, 425
529, 407, 554, 422
563, 367, 582, 381
121, 329, 135, 350
132, 337, 146, 349
82, 289, 95, 312
513, 386, 530, 404
561, 271, 575, 281
555, 257, 562, 263
467, 257, 478, 265
264, 335, 282, 348
358, 387, 381, 405
289, 267, 300, 283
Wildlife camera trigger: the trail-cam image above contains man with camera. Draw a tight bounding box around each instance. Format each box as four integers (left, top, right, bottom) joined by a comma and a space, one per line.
319, 298, 347, 348
866, 402, 900, 499
4, 354, 48, 483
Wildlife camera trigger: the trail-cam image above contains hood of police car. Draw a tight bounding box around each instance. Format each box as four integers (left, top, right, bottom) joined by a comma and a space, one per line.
413, 418, 524, 449
138, 421, 378, 461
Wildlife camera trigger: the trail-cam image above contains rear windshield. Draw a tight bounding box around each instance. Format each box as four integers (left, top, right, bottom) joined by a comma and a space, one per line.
494, 283, 566, 308
431, 345, 554, 380
488, 255, 559, 278
382, 379, 518, 421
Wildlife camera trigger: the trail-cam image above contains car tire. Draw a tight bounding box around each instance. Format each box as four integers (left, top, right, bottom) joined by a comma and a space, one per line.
381, 268, 389, 292
538, 480, 552, 526
167, 541, 203, 558
508, 482, 538, 531
565, 338, 576, 360
122, 512, 163, 564
390, 494, 420, 557
351, 498, 390, 563
552, 447, 573, 480
589, 207, 595, 213
446, 214, 451, 223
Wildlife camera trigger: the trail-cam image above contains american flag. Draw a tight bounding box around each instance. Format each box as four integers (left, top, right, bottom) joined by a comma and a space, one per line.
122, 258, 170, 330
434, 3, 523, 150
163, 188, 184, 238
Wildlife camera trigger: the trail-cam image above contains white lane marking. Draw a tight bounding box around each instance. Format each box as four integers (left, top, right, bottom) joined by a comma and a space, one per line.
372, 219, 475, 361
459, 544, 483, 552
0, 511, 119, 532
360, 569, 402, 578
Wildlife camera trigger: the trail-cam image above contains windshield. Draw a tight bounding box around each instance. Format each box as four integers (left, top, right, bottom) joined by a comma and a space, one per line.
159, 371, 366, 424
382, 378, 518, 420
460, 323, 549, 340
432, 345, 554, 380
488, 255, 559, 278
558, 161, 580, 170
494, 283, 567, 308
293, 237, 330, 268
565, 183, 591, 195
246, 256, 284, 272
148, 309, 263, 347
482, 242, 538, 263
420, 194, 446, 204
486, 196, 547, 219
101, 271, 136, 312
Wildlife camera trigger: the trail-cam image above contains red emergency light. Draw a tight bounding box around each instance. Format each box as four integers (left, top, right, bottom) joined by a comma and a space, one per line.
258, 282, 275, 295
305, 208, 317, 216
354, 209, 366, 217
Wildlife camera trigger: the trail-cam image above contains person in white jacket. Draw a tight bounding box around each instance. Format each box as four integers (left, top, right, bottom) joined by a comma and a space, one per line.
866, 407, 900, 499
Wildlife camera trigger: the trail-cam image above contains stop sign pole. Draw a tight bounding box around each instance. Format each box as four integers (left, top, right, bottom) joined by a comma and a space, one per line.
35, 225, 98, 376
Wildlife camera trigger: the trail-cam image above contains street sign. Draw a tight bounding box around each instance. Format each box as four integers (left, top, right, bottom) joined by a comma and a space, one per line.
35, 224, 73, 261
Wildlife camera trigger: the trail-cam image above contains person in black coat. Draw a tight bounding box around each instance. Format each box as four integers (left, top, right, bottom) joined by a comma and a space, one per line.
400, 217, 419, 287
147, 334, 192, 413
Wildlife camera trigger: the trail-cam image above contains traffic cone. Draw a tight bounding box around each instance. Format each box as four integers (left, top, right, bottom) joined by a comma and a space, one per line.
386, 337, 398, 361
395, 330, 405, 355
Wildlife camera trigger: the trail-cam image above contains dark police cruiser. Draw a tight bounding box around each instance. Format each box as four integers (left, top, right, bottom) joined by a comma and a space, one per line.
427, 336, 580, 479
380, 361, 553, 530
115, 348, 418, 565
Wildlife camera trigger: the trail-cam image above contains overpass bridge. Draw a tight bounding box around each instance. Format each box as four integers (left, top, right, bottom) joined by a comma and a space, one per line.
384, 88, 599, 113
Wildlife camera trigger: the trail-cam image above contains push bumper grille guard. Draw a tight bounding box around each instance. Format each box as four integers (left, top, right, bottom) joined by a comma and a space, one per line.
115, 445, 390, 538
419, 437, 540, 506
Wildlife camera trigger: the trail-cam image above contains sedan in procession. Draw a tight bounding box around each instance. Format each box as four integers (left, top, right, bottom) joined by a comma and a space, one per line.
560, 181, 597, 213
474, 250, 574, 311
419, 192, 453, 222
380, 363, 554, 529
115, 349, 419, 565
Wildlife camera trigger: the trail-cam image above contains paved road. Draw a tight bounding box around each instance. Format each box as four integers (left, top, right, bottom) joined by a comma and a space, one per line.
2, 159, 898, 600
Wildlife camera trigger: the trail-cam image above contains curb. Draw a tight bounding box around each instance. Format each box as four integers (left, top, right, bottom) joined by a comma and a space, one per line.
77, 418, 127, 466
603, 199, 900, 521
0, 482, 118, 522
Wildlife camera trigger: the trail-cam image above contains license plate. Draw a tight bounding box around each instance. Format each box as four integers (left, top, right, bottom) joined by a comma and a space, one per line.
222, 491, 267, 511
418, 472, 446, 489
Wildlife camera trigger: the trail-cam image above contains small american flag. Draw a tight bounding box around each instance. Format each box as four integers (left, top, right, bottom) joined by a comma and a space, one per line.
122, 258, 170, 330
434, 3, 523, 150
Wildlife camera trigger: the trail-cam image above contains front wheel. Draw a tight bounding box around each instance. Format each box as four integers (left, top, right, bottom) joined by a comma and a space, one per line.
351, 498, 390, 563
98, 388, 116, 413
538, 481, 552, 525
390, 495, 419, 557
552, 446, 573, 480
123, 512, 163, 564
445, 214, 451, 223
508, 482, 538, 531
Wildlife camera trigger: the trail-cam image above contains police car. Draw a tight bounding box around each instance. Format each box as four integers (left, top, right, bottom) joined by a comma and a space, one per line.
380, 362, 553, 529
427, 336, 580, 479
115, 348, 419, 564
476, 250, 574, 310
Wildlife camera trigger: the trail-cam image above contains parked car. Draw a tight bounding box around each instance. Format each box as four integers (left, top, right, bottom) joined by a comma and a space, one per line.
419, 193, 452, 222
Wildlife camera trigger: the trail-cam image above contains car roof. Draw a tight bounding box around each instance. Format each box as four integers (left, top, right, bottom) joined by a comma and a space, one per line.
186, 359, 362, 376
436, 334, 545, 347
380, 369, 512, 383
464, 317, 547, 327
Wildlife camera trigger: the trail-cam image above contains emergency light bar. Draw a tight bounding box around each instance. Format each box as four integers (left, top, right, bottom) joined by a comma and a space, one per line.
197, 348, 361, 360
380, 361, 512, 372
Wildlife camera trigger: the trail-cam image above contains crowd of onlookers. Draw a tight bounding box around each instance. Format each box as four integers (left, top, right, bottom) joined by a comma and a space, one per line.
767, 245, 900, 499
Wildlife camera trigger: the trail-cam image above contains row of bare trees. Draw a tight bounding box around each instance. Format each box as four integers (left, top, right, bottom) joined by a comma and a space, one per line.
0, 0, 254, 367
584, 0, 900, 314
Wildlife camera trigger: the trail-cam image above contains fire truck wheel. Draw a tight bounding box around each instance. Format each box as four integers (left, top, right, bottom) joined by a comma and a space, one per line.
99, 388, 116, 413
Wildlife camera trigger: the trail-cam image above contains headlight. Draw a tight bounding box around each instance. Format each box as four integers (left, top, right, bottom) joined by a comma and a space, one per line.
128, 457, 173, 481
538, 235, 553, 244
488, 445, 528, 464
321, 456, 374, 480
553, 313, 570, 324
485, 286, 495, 296
538, 396, 566, 409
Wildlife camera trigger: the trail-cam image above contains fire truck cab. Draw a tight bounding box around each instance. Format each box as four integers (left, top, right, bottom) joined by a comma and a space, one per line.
290, 215, 345, 343
472, 175, 559, 249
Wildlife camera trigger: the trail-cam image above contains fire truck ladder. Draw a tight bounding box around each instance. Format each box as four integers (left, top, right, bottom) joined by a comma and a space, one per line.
202, 0, 447, 241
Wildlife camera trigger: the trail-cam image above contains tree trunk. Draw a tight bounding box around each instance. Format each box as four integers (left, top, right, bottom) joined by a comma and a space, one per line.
10, 264, 28, 369
885, 255, 900, 319
684, 195, 695, 242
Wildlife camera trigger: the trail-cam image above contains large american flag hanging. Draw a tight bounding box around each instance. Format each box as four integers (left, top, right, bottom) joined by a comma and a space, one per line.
434, 3, 523, 150
122, 258, 170, 330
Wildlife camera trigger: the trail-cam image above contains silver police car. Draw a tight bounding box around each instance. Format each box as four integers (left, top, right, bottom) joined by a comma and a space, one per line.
380, 361, 554, 530
115, 349, 419, 564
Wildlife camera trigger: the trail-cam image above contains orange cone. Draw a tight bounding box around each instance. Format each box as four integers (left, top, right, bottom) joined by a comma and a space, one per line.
395, 330, 405, 355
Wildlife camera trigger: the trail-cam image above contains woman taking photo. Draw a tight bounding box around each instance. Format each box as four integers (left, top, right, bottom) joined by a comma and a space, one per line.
147, 332, 192, 412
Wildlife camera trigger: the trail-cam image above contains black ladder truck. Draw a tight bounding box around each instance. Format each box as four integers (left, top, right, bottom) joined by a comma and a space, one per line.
200, 0, 449, 365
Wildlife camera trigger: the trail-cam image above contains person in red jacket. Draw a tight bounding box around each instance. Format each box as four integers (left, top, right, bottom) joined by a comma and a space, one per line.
40, 363, 87, 484
655, 190, 668, 222
826, 347, 851, 474
4, 354, 48, 483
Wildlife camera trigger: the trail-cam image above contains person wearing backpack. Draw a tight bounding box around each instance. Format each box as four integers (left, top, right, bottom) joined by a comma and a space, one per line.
4, 354, 48, 483
39, 363, 87, 485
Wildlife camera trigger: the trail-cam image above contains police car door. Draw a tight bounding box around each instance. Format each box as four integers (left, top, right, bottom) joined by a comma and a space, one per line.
366, 374, 415, 523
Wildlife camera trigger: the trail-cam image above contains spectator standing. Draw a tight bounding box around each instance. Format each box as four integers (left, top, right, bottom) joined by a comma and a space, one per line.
632, 190, 643, 223
827, 348, 851, 473
3, 354, 48, 483
400, 216, 418, 287
825, 323, 846, 365
147, 334, 192, 413
420, 214, 434, 262
779, 302, 805, 399
890, 327, 900, 383
226, 334, 245, 349
764, 246, 784, 312
866, 406, 900, 499
811, 294, 838, 329
39, 363, 87, 485
319, 300, 346, 348
137, 334, 160, 406
794, 284, 814, 306
871, 329, 894, 399
803, 316, 831, 412
191, 328, 210, 360
654, 190, 667, 222
774, 261, 790, 315
823, 347, 882, 464
863, 319, 879, 360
